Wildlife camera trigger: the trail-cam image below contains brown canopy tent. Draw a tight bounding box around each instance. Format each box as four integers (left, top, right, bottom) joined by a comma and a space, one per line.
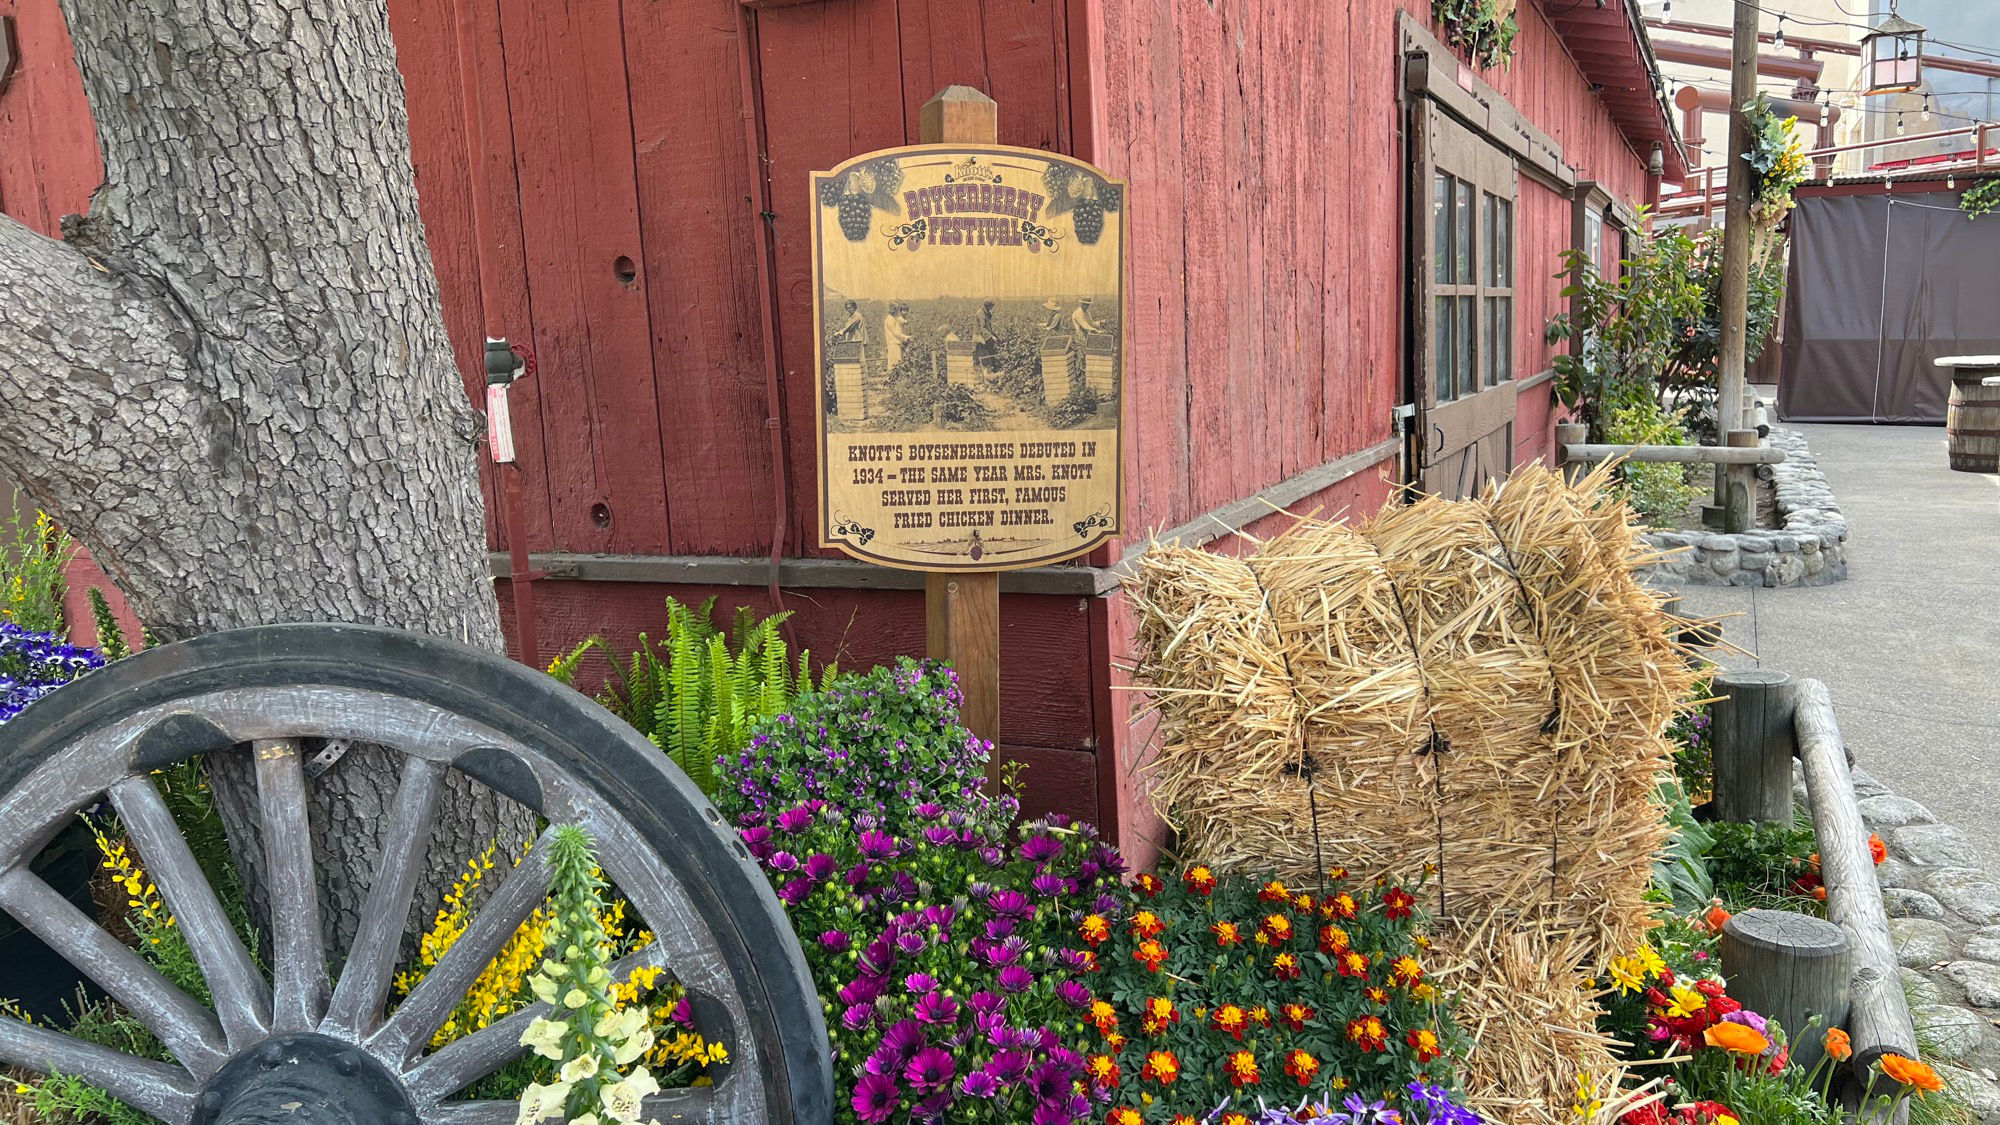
1778, 189, 2000, 424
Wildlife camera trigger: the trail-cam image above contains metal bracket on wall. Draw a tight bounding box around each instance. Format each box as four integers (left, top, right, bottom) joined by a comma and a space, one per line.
304, 738, 351, 780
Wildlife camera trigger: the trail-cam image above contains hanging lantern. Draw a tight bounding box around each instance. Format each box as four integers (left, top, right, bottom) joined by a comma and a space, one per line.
1861, 12, 1927, 96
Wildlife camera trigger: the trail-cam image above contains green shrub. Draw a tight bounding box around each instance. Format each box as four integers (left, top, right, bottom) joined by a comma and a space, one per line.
1604, 402, 1704, 527
0, 509, 73, 635
550, 598, 824, 796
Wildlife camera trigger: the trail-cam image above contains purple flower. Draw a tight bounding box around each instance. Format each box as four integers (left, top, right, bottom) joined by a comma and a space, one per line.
845, 862, 873, 887
895, 929, 928, 956
921, 903, 957, 930
876, 1019, 927, 1069
913, 990, 960, 1025
985, 1049, 1031, 1083
775, 805, 816, 832
818, 929, 852, 953
986, 889, 1031, 919
841, 1003, 875, 1031
804, 853, 838, 882
903, 1046, 957, 1091
961, 1070, 1000, 1099
1030, 872, 1072, 897
966, 990, 1005, 1016
998, 964, 1034, 993
1018, 834, 1063, 864
776, 878, 812, 905
904, 972, 939, 995
859, 934, 896, 975
1723, 1008, 1769, 1036
851, 1073, 901, 1123
924, 825, 957, 847
1055, 980, 1092, 1008
739, 826, 774, 860
985, 918, 1017, 941
858, 830, 899, 860
979, 846, 1006, 867
838, 976, 884, 1007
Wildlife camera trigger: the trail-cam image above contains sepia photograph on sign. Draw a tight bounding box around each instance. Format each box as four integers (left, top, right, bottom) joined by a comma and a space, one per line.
812, 145, 1125, 571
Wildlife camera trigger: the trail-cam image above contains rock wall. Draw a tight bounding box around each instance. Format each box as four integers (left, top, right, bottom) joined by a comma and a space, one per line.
1641, 428, 1847, 588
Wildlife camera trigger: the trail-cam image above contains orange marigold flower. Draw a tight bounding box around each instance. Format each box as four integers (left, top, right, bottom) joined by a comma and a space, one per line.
1824, 1027, 1852, 1061
1391, 955, 1424, 987
1259, 879, 1291, 903
1089, 999, 1118, 1034
1249, 1005, 1270, 1026
1364, 985, 1389, 1006
1338, 950, 1370, 978
1211, 1004, 1249, 1039
1079, 914, 1111, 946
1225, 1050, 1260, 1086
1184, 866, 1217, 896
1704, 1022, 1770, 1056
1145, 996, 1176, 1025
1414, 933, 1431, 951
1383, 886, 1416, 920
1261, 913, 1293, 942
1813, 885, 1827, 902
1086, 1053, 1119, 1089
1136, 873, 1163, 898
1318, 924, 1351, 953
1171, 1117, 1198, 1125
1293, 892, 1314, 912
1283, 1049, 1320, 1086
1272, 952, 1302, 981
1108, 1108, 1143, 1125
1408, 1026, 1442, 1062
1222, 1115, 1251, 1125
1105, 1031, 1127, 1051
1141, 1050, 1181, 1084
1412, 981, 1439, 1002
1213, 920, 1243, 947
1324, 892, 1359, 920
1869, 834, 1888, 865
1131, 910, 1165, 939
1346, 1015, 1389, 1053
1880, 1054, 1945, 1095
1073, 949, 1100, 974
1326, 865, 1348, 881
1134, 939, 1168, 973
1280, 1002, 1316, 1030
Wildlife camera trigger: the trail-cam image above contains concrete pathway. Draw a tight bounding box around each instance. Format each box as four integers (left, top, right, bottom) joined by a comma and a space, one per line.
1675, 421, 2000, 876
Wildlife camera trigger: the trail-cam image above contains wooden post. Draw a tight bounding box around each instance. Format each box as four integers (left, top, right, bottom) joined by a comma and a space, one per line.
921, 85, 1002, 772
1555, 422, 1587, 483
1712, 669, 1796, 823
1715, 0, 1760, 438
1722, 429, 1759, 534
1721, 909, 1851, 1073
1795, 678, 1921, 1081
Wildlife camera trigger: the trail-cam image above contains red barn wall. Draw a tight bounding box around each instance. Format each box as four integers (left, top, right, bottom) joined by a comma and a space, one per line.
2, 0, 1657, 853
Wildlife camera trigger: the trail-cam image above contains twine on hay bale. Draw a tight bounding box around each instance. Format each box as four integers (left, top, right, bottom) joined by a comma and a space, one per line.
1129, 463, 1698, 1124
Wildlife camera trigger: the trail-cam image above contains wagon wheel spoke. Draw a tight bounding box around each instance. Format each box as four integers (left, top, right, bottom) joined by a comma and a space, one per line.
0, 866, 228, 1075
371, 828, 553, 1066
252, 737, 330, 1033
108, 774, 272, 1048
405, 944, 666, 1103
0, 1013, 198, 1119
322, 754, 447, 1037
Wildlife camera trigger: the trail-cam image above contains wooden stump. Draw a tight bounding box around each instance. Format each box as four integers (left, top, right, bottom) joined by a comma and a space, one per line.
1713, 669, 1797, 824
1721, 909, 1851, 1073
1722, 429, 1758, 534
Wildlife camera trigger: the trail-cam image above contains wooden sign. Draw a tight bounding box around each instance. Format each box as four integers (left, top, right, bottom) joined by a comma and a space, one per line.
811, 144, 1125, 571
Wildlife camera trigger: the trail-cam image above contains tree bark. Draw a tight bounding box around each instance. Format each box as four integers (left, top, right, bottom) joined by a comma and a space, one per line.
0, 0, 528, 952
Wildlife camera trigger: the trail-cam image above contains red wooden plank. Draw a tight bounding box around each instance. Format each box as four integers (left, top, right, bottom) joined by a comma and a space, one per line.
896, 0, 1064, 153
620, 0, 778, 557
497, 0, 669, 556
387, 0, 531, 554
0, 0, 98, 234
753, 0, 906, 554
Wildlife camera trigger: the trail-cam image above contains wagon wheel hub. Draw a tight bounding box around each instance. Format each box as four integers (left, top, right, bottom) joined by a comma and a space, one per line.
194, 1033, 417, 1125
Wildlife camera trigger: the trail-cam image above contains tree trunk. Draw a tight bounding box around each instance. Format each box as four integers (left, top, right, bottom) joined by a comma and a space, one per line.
0, 0, 529, 952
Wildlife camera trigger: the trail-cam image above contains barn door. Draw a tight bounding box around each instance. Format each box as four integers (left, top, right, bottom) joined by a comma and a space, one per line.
1411, 102, 1518, 499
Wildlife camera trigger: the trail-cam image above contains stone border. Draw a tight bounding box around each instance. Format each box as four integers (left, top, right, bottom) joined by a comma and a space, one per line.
1848, 766, 2000, 1116
1641, 427, 1849, 587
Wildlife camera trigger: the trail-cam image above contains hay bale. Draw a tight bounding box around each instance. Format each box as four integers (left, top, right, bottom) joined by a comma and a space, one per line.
1128, 465, 1695, 1124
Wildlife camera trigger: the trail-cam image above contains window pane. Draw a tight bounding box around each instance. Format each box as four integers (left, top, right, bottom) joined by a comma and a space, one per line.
1584, 211, 1604, 274
1486, 296, 1514, 387
1434, 296, 1455, 403
1483, 296, 1497, 388
1457, 296, 1476, 399
1499, 298, 1513, 383
1455, 181, 1474, 283
1434, 175, 1452, 284
1498, 199, 1514, 286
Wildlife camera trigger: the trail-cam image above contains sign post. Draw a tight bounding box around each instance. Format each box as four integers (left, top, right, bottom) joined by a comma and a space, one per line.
808, 86, 1127, 779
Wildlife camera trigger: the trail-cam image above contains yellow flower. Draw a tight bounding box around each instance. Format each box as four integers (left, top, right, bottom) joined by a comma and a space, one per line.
1635, 944, 1667, 978
1573, 1075, 1602, 1121
1664, 984, 1707, 1019
1607, 956, 1645, 995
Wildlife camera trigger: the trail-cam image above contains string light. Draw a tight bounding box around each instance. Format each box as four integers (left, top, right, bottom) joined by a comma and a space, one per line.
1660, 0, 1672, 24
1920, 93, 1932, 122
1773, 14, 1786, 49
1896, 111, 1906, 135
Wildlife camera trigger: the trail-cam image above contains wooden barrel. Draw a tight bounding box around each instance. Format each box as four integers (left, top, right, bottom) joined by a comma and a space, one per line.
1946, 372, 2000, 473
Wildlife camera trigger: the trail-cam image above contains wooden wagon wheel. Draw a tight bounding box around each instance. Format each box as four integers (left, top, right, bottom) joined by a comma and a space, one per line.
0, 624, 832, 1124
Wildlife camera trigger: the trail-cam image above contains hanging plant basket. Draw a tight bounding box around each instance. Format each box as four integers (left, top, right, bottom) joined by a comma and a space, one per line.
1435, 0, 1519, 68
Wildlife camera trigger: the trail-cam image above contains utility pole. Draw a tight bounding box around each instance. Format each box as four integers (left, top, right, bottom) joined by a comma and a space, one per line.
1716, 0, 1760, 439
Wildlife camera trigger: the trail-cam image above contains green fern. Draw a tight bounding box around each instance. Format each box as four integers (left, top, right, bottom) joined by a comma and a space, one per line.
549, 597, 811, 797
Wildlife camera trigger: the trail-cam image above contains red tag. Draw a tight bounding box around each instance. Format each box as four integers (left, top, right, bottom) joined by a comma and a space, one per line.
486, 385, 516, 464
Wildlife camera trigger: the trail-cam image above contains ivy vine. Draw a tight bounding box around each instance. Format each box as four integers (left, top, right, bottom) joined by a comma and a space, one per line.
1435, 0, 1519, 68
1962, 180, 2000, 221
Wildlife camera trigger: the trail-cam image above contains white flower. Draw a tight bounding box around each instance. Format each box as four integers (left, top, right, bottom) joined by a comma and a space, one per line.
513, 1080, 572, 1123
573, 1115, 600, 1125
602, 1069, 662, 1124
594, 1006, 647, 1042
529, 974, 561, 1004
612, 1028, 655, 1066
563, 987, 591, 1009
519, 1016, 568, 1061
559, 1051, 602, 1084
